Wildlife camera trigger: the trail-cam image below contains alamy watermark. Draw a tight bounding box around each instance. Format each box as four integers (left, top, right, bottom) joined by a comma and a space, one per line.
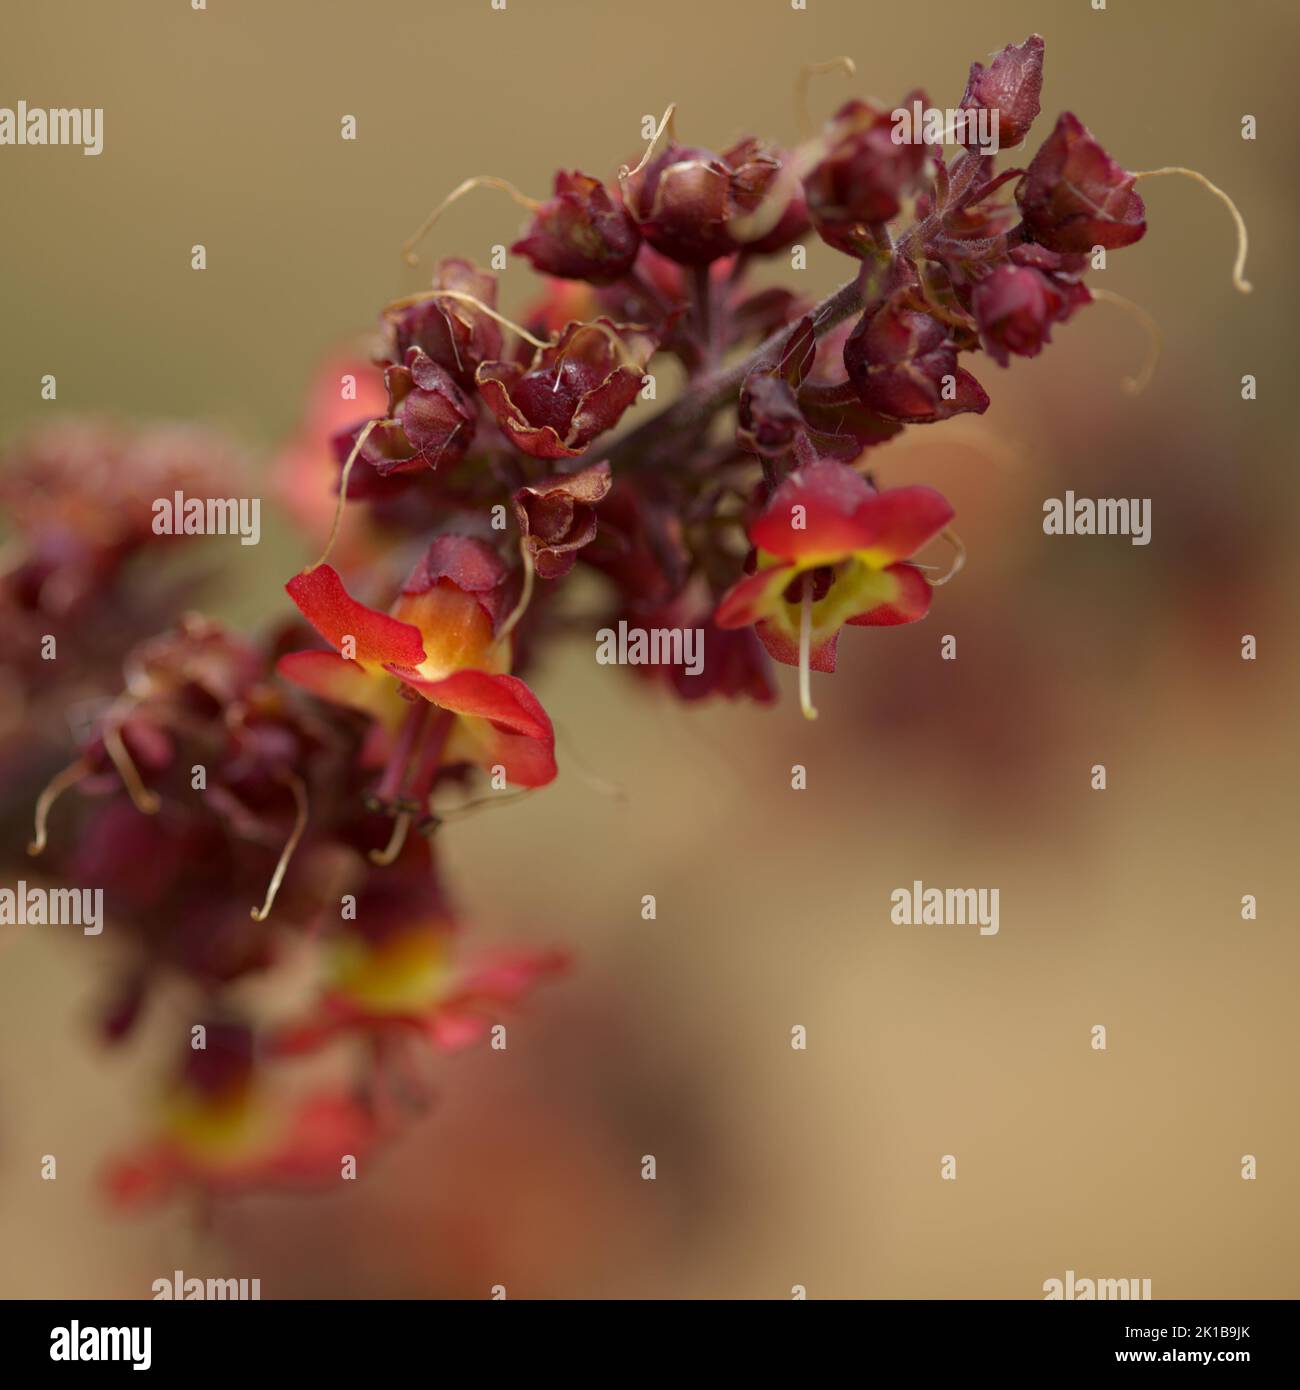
1043, 492, 1151, 546
152, 1270, 261, 1300
891, 880, 999, 936
1, 881, 102, 934
50, 1323, 150, 1370
595, 621, 704, 677
1, 102, 103, 156
1044, 1269, 1152, 1300
152, 491, 261, 545
891, 99, 1000, 155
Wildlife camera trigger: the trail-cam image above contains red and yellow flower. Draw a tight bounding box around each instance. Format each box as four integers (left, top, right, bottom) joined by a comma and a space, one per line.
278, 536, 556, 797
104, 1022, 381, 1208
274, 861, 566, 1056
715, 461, 953, 717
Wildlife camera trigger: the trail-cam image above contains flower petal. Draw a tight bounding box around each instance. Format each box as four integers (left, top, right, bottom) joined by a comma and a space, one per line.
285, 565, 426, 670
846, 561, 933, 625
749, 461, 878, 561
385, 668, 558, 788
851, 486, 955, 568
714, 561, 799, 629
276, 650, 407, 729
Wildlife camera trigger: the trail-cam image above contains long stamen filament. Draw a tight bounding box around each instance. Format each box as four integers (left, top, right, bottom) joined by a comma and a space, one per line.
428, 790, 534, 828
796, 57, 857, 140
401, 175, 541, 268
103, 724, 161, 815
553, 721, 625, 804
494, 539, 535, 650
250, 773, 310, 922
1131, 166, 1252, 294
798, 575, 818, 721
925, 528, 967, 588
1088, 287, 1163, 395
382, 290, 551, 350
619, 104, 678, 184
307, 417, 387, 573
27, 757, 91, 856
369, 810, 413, 866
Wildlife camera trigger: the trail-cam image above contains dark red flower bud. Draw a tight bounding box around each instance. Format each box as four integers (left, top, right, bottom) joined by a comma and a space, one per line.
804, 95, 928, 256
959, 34, 1045, 149
972, 265, 1060, 365
623, 139, 791, 264
511, 171, 641, 284
512, 459, 612, 578
843, 295, 989, 422
972, 246, 1091, 366
351, 347, 476, 479
1016, 112, 1146, 252
388, 259, 503, 390
476, 319, 653, 460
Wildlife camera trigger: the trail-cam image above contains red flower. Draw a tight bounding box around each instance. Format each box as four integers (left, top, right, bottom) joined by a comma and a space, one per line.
715, 463, 952, 712
1016, 112, 1146, 252
103, 1021, 382, 1208
273, 864, 566, 1056
476, 319, 653, 460
512, 459, 612, 578
279, 538, 556, 791
274, 354, 391, 552
512, 171, 641, 284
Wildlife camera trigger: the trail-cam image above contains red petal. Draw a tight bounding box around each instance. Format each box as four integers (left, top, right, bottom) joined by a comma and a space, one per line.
285, 565, 426, 670
385, 668, 558, 788
850, 486, 955, 567
749, 461, 878, 560
715, 562, 799, 629
846, 562, 933, 625
755, 620, 839, 672
276, 650, 406, 728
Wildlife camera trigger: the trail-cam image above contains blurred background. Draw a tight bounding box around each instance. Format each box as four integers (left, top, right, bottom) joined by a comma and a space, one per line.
1, 0, 1298, 1298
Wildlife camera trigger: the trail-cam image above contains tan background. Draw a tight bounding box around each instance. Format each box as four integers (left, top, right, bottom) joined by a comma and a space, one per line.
1, 0, 1297, 1297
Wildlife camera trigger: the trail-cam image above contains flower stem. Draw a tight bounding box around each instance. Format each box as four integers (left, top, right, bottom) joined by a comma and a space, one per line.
607, 271, 865, 474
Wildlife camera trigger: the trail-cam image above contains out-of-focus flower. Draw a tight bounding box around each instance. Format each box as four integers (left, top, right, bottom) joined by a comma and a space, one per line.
274, 850, 566, 1056
804, 95, 929, 256
104, 1021, 381, 1208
